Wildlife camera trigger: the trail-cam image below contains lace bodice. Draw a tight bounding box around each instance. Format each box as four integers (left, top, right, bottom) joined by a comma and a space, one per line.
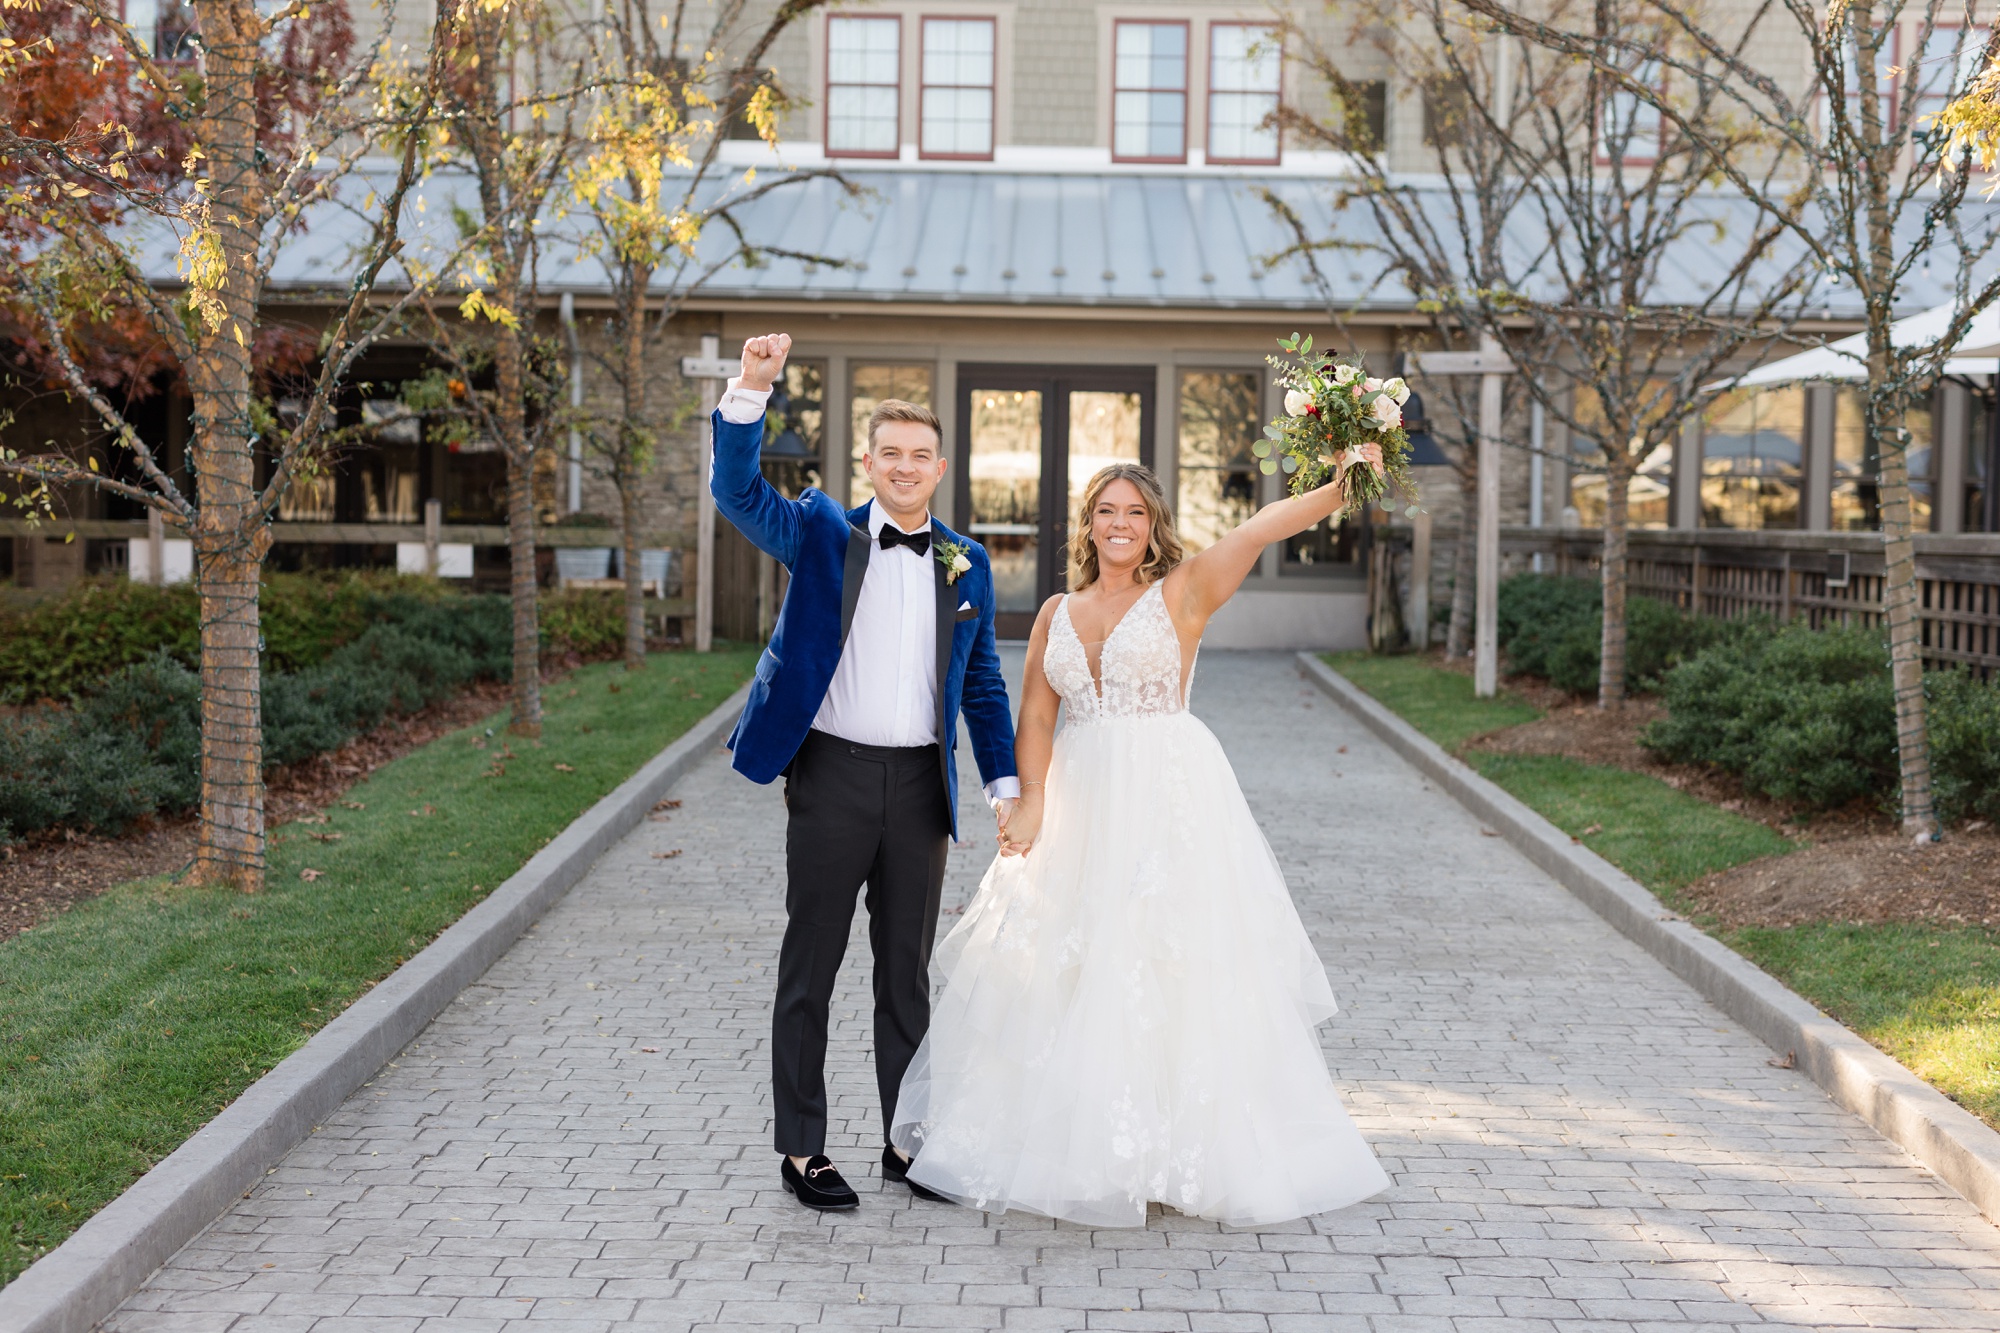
1045, 582, 1193, 724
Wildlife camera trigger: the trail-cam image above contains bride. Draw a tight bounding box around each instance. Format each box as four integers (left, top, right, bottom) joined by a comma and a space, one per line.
889, 453, 1392, 1227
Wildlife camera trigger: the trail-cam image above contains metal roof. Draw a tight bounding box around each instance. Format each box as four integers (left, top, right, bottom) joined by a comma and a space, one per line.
127, 164, 1996, 319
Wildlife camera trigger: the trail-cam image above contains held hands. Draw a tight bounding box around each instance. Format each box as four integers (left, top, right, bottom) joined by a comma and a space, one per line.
739, 333, 792, 392
997, 790, 1042, 857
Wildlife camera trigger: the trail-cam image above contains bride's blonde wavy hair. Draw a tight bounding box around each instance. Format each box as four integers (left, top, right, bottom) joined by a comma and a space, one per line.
1067, 463, 1186, 591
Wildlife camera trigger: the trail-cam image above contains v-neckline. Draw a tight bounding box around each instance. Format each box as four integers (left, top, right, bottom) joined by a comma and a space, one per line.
1062, 582, 1156, 700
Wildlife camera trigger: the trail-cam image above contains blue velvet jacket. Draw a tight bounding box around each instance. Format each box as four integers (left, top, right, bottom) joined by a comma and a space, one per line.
708, 410, 1017, 838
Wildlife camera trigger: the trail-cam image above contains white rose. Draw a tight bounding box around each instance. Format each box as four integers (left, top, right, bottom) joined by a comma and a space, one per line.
1283, 388, 1313, 417
1362, 376, 1384, 394
1382, 376, 1411, 406
950, 552, 971, 573
1370, 395, 1402, 429
1332, 364, 1362, 386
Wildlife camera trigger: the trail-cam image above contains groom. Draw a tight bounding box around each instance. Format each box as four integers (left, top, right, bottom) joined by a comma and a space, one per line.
710, 333, 1019, 1210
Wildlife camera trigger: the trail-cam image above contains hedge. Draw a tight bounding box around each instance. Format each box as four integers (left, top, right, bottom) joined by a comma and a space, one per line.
1496, 573, 1752, 695
0, 580, 633, 843
0, 575, 630, 703
1641, 623, 2000, 824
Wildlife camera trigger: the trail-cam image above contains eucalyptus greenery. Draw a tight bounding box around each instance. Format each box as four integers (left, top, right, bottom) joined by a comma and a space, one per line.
1259, 334, 1419, 517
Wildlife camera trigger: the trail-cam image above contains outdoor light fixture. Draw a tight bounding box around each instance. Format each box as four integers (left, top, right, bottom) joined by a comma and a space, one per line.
1399, 392, 1450, 466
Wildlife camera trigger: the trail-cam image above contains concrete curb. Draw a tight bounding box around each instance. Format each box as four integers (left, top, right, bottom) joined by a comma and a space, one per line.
1297, 651, 2000, 1229
0, 680, 752, 1333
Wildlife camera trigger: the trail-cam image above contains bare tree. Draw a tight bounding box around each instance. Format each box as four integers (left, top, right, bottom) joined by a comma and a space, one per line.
1277, 0, 1812, 705
0, 0, 457, 890
569, 0, 851, 669
419, 0, 596, 735
1452, 0, 2000, 835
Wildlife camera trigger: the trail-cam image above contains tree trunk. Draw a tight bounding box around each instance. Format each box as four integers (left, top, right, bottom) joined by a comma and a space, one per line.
1446, 464, 1478, 658
1877, 439, 1937, 839
188, 0, 270, 891
1598, 457, 1631, 709
618, 269, 651, 671
497, 319, 543, 738
620, 466, 646, 670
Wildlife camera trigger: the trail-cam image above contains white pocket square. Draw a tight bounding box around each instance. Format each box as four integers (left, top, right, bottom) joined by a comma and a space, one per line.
957, 601, 973, 612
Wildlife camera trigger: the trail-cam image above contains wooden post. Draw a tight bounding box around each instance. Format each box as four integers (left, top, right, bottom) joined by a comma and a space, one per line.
423, 497, 441, 577
1690, 544, 1703, 617
1409, 506, 1433, 650
146, 506, 165, 586
1474, 336, 1504, 697
1412, 341, 1516, 692
681, 333, 732, 654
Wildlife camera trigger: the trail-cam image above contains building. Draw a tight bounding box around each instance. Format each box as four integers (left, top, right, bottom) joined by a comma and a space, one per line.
5, 0, 1997, 663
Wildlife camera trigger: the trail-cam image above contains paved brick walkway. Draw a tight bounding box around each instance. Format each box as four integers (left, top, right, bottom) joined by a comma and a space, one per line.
105, 652, 2000, 1332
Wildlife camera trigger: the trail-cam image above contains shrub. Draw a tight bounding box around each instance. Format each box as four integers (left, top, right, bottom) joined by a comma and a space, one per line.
0, 574, 630, 842
1496, 574, 1599, 681
0, 580, 199, 703
1931, 669, 2000, 825
539, 588, 625, 659
1496, 573, 1749, 694
1640, 624, 2000, 823
0, 654, 201, 839
0, 573, 610, 702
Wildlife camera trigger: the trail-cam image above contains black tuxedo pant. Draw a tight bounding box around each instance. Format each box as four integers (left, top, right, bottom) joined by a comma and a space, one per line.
774, 729, 952, 1157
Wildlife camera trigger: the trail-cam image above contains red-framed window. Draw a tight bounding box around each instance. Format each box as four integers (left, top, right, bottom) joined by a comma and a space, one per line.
1207, 22, 1280, 164
1112, 19, 1188, 163
1596, 60, 1663, 166
1822, 25, 1899, 136
123, 0, 196, 59
921, 16, 996, 159
1914, 22, 1989, 137
826, 14, 901, 157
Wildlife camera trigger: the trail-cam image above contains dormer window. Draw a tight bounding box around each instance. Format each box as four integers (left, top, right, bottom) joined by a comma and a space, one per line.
921, 18, 996, 159
1113, 21, 1189, 163
827, 15, 901, 157
1208, 23, 1280, 164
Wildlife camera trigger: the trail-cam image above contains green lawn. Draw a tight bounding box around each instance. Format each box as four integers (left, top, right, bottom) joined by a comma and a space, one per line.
1727, 924, 2000, 1125
1326, 650, 2000, 1128
0, 647, 756, 1286
1469, 753, 1794, 907
1326, 650, 1542, 751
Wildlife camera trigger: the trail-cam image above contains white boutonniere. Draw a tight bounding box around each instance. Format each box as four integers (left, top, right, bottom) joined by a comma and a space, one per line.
935, 539, 973, 584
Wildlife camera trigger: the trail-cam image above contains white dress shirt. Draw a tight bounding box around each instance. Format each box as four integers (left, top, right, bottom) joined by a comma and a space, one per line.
717, 379, 1019, 805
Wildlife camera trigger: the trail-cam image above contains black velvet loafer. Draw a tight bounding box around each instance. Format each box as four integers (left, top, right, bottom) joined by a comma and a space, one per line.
780, 1154, 859, 1210
882, 1144, 951, 1203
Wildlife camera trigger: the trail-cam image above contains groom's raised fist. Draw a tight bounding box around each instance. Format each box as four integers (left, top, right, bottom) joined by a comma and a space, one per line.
739, 333, 792, 392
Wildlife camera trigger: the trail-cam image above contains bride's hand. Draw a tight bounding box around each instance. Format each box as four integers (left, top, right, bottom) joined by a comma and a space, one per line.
998, 790, 1043, 856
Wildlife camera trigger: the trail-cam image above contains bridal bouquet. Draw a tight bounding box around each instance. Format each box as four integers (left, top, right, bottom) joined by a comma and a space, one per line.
1257, 334, 1420, 517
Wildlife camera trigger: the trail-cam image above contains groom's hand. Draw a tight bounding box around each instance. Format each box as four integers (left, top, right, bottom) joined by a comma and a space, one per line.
739, 333, 791, 392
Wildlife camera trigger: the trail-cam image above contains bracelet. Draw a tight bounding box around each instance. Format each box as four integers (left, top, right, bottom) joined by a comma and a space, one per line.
1021, 780, 1044, 789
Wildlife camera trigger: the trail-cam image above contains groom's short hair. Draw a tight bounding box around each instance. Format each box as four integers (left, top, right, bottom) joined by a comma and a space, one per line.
867, 399, 942, 452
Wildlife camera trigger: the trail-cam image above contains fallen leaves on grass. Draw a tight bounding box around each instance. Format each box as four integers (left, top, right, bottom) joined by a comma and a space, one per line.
553, 763, 575, 773
308, 832, 343, 843
299, 868, 325, 882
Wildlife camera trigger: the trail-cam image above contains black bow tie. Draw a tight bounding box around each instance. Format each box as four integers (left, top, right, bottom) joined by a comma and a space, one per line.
878, 526, 931, 556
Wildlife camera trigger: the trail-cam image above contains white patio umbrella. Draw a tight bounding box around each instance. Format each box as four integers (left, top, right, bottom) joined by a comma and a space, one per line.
1713, 299, 2000, 389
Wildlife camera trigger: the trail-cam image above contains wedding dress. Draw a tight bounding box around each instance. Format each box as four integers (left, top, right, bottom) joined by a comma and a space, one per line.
890, 582, 1389, 1226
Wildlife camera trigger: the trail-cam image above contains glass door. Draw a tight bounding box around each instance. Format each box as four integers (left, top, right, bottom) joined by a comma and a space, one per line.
958, 367, 1155, 639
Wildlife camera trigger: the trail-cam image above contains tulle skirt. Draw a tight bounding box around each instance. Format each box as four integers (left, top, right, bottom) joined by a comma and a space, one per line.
890, 710, 1390, 1227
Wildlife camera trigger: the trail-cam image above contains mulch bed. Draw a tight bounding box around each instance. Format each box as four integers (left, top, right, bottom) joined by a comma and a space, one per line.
1429, 649, 2000, 931
0, 679, 515, 945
